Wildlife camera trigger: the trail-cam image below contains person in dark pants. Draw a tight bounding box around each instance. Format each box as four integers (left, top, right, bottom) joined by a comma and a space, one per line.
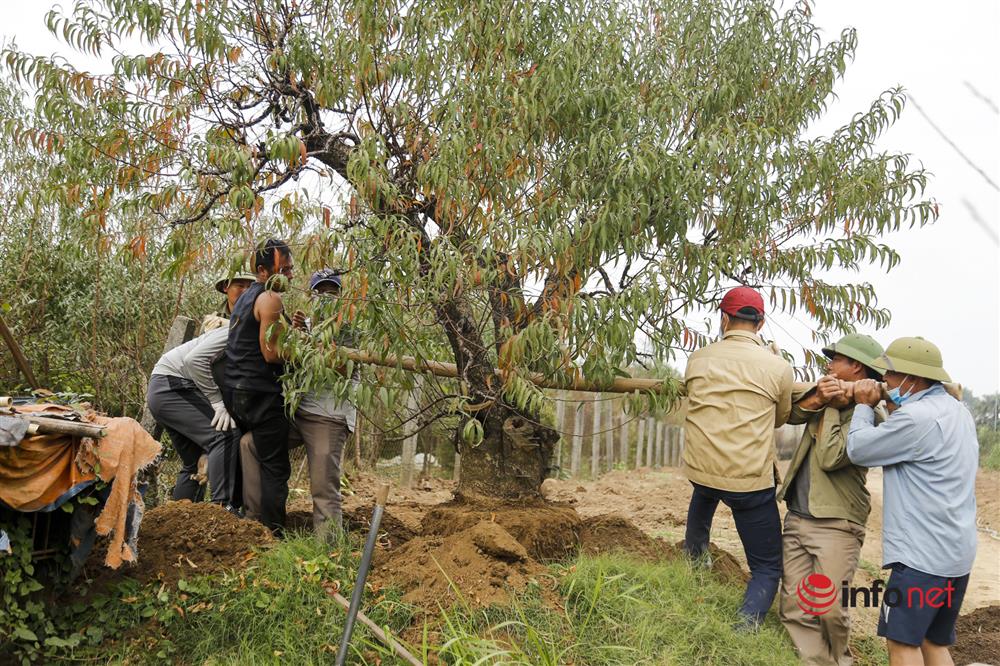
221, 238, 295, 534
147, 323, 240, 508
681, 286, 794, 630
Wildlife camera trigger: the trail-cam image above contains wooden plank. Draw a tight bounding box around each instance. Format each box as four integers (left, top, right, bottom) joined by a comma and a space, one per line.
645, 417, 655, 467
400, 380, 423, 488
604, 399, 615, 473
554, 394, 566, 474
590, 394, 602, 478
655, 422, 664, 468
617, 399, 629, 466
570, 400, 583, 478
634, 416, 645, 469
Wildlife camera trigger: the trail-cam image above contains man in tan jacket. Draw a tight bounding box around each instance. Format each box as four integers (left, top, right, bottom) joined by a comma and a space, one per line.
683, 286, 794, 630
778, 334, 886, 665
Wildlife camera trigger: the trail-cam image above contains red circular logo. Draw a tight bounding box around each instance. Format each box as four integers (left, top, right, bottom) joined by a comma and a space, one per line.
796, 573, 837, 616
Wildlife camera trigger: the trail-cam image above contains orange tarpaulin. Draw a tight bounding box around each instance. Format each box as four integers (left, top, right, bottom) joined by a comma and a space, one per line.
0, 404, 161, 568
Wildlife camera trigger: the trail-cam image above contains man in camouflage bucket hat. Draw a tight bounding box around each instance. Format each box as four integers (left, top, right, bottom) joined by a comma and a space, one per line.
778, 333, 887, 665
848, 337, 977, 665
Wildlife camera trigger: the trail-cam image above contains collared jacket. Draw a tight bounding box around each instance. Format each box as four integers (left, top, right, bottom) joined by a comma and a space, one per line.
682, 329, 794, 492
848, 384, 978, 577
777, 386, 886, 526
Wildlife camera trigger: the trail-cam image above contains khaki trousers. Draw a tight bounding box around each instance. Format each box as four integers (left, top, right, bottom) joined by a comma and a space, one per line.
241, 410, 348, 540
780, 512, 865, 666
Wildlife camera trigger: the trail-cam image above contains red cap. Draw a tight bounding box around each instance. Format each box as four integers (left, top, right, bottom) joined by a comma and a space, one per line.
720, 287, 765, 319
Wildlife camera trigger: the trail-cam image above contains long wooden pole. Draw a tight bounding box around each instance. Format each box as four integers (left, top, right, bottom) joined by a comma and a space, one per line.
335, 347, 665, 394
0, 312, 38, 388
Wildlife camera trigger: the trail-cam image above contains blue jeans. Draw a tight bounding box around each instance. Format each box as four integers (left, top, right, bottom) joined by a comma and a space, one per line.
684, 482, 782, 622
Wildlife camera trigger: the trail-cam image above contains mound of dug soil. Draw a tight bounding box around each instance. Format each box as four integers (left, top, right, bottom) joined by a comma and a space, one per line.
578, 514, 680, 561
378, 521, 546, 609
129, 501, 273, 585
951, 605, 1000, 666
421, 501, 581, 561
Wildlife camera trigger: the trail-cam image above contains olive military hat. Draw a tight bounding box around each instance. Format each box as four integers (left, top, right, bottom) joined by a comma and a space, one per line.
822, 333, 885, 376
871, 336, 951, 383
214, 272, 257, 293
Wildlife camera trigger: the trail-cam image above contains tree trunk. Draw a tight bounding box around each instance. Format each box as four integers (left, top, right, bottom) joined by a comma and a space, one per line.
456, 407, 556, 499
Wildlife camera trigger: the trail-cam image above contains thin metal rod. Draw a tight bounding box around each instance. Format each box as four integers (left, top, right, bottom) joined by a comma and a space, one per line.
335, 483, 390, 666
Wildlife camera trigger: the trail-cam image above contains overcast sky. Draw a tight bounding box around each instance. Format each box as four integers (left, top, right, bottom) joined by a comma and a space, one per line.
2, 1, 998, 393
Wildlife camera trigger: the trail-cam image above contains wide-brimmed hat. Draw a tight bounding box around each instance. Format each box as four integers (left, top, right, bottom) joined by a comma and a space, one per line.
821, 334, 885, 376
214, 272, 257, 293
872, 336, 951, 383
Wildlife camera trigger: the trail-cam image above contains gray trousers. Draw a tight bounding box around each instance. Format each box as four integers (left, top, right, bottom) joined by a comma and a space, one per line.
241, 410, 348, 539
146, 374, 240, 506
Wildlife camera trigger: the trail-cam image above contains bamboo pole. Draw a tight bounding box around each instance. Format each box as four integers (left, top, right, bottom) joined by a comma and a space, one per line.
0, 312, 38, 388
335, 347, 665, 394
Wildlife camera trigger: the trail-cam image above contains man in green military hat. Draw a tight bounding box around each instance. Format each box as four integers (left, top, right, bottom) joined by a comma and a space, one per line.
214, 272, 257, 317
778, 333, 887, 665
848, 337, 977, 665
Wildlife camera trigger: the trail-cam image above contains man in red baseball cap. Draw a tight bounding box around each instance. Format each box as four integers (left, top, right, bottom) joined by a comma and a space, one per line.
682, 285, 793, 631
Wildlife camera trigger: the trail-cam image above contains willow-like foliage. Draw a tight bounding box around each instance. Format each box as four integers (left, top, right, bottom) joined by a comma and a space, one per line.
1, 0, 935, 495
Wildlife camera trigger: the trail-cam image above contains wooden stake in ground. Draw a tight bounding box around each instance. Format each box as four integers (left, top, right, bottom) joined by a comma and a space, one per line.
0, 311, 38, 389
634, 417, 646, 469
645, 417, 655, 468
590, 394, 602, 478
554, 395, 566, 473
604, 400, 615, 473
617, 399, 629, 466
570, 400, 584, 478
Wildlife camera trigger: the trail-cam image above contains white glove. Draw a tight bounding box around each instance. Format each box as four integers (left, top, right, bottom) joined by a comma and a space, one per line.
211, 401, 237, 431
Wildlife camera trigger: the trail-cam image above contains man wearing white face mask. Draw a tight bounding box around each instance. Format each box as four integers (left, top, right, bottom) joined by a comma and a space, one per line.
848, 337, 978, 666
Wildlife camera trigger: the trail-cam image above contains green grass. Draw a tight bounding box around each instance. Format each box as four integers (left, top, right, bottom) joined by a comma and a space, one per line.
44, 536, 840, 665
438, 556, 800, 665
50, 533, 414, 664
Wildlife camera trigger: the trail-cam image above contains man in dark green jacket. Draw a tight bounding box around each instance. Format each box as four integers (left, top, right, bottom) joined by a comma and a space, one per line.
778, 334, 886, 666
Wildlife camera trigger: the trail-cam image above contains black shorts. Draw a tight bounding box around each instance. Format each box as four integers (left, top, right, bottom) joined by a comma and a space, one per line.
877, 562, 970, 647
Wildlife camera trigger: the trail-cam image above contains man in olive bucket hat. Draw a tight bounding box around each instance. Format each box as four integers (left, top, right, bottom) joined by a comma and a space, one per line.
848, 337, 978, 665
213, 272, 257, 318
778, 334, 887, 665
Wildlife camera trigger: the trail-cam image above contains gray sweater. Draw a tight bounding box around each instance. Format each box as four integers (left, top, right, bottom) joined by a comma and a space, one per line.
151, 324, 230, 404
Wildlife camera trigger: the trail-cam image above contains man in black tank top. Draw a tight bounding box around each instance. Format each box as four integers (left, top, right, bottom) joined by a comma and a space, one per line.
221, 239, 295, 533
